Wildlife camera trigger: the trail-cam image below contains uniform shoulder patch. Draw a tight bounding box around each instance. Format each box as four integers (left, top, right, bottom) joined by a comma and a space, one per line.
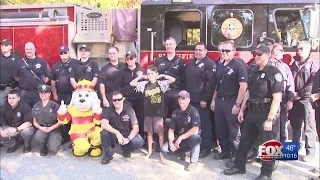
274, 73, 282, 82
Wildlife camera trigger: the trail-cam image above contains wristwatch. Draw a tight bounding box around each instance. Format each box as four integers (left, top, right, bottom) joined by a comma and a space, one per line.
235, 103, 241, 107
266, 118, 273, 122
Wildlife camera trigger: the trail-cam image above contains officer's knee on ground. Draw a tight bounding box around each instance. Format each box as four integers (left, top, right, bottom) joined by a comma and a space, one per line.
188, 134, 202, 147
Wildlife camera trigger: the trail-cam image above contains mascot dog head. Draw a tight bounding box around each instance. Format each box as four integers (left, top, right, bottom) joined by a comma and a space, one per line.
69, 80, 99, 111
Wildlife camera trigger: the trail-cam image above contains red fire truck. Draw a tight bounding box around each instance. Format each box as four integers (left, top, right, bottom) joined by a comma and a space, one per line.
0, 0, 319, 68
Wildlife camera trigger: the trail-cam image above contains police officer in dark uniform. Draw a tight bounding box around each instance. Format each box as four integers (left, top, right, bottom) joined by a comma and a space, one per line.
70, 44, 99, 89
121, 50, 145, 137
0, 89, 34, 153
99, 46, 125, 108
311, 69, 320, 136
32, 85, 61, 156
186, 42, 216, 158
154, 37, 186, 117
161, 90, 202, 171
100, 91, 144, 164
211, 41, 248, 160
0, 39, 19, 106
290, 40, 319, 162
224, 44, 284, 180
14, 42, 51, 107
51, 45, 77, 144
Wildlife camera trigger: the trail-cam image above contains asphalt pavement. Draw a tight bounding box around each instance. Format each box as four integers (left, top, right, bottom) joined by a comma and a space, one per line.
0, 141, 319, 180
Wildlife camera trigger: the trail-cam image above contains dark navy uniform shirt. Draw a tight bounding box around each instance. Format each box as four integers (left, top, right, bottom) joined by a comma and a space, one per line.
102, 104, 138, 136
186, 56, 217, 103
70, 59, 99, 82
169, 105, 201, 136
14, 56, 51, 90
0, 53, 20, 84
99, 62, 125, 94
51, 58, 77, 93
154, 55, 186, 89
291, 56, 319, 99
216, 58, 248, 98
0, 101, 32, 127
32, 100, 59, 126
120, 63, 145, 101
248, 65, 284, 99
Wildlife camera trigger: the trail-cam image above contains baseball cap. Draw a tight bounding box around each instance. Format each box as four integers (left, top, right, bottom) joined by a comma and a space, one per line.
79, 44, 90, 51
178, 90, 190, 99
126, 50, 137, 58
37, 84, 52, 93
253, 44, 270, 54
1, 39, 12, 45
59, 45, 69, 53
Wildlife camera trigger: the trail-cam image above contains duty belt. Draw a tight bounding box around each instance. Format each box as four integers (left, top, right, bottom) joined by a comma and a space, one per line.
247, 98, 271, 112
217, 96, 236, 101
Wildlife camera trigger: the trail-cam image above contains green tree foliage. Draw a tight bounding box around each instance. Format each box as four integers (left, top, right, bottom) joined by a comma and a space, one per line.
0, 0, 142, 9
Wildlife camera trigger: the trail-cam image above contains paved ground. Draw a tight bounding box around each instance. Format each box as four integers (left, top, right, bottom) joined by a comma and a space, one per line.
0, 141, 319, 180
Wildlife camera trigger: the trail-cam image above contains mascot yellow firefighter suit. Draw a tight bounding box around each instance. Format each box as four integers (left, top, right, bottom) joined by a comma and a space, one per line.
57, 80, 102, 157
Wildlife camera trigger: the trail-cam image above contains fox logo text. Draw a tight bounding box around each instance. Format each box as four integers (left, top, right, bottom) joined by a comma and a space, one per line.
258, 140, 283, 161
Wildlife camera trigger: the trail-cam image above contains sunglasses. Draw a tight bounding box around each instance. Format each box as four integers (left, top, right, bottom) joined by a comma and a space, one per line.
112, 98, 123, 102
252, 52, 263, 57
59, 51, 68, 55
221, 49, 233, 53
125, 57, 134, 61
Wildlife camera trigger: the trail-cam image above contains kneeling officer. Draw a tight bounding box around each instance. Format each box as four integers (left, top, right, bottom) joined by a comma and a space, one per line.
33, 85, 62, 156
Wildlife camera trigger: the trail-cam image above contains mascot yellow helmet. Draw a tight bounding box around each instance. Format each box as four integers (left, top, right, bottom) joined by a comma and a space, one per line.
76, 80, 95, 92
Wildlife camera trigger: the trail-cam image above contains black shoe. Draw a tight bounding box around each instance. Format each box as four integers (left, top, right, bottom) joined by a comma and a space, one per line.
101, 156, 112, 165
214, 152, 230, 160
7, 141, 19, 153
199, 149, 211, 158
23, 146, 31, 153
255, 175, 272, 180
40, 147, 48, 156
223, 167, 246, 175
123, 151, 131, 158
226, 158, 235, 168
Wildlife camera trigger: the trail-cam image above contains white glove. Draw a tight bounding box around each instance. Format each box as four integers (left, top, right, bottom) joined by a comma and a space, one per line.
92, 99, 102, 114
58, 100, 67, 115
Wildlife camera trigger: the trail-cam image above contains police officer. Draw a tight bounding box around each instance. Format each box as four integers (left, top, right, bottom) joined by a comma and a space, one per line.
33, 85, 61, 156
99, 46, 125, 108
0, 39, 19, 106
270, 43, 294, 142
14, 42, 51, 107
51, 45, 76, 144
311, 69, 320, 136
0, 89, 34, 153
160, 90, 202, 171
154, 37, 186, 117
100, 91, 144, 164
290, 40, 319, 162
211, 41, 248, 160
121, 50, 145, 137
70, 44, 99, 89
186, 42, 216, 158
224, 44, 283, 180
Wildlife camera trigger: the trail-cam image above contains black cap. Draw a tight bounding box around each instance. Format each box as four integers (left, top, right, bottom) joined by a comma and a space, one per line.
126, 50, 137, 58
59, 45, 69, 53
79, 44, 90, 51
253, 44, 271, 54
1, 39, 12, 45
37, 84, 52, 93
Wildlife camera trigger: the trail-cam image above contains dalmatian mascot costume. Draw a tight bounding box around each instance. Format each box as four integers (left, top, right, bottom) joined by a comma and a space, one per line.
57, 80, 103, 157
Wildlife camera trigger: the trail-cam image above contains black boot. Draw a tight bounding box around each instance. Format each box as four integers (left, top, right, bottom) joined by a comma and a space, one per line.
214, 151, 231, 160
7, 140, 20, 153
40, 146, 48, 156
22, 138, 32, 153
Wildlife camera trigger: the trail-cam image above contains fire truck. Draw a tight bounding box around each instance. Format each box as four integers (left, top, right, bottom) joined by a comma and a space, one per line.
0, 0, 319, 68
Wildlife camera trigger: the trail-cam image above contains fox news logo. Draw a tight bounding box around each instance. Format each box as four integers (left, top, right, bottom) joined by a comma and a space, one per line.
258, 140, 298, 161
